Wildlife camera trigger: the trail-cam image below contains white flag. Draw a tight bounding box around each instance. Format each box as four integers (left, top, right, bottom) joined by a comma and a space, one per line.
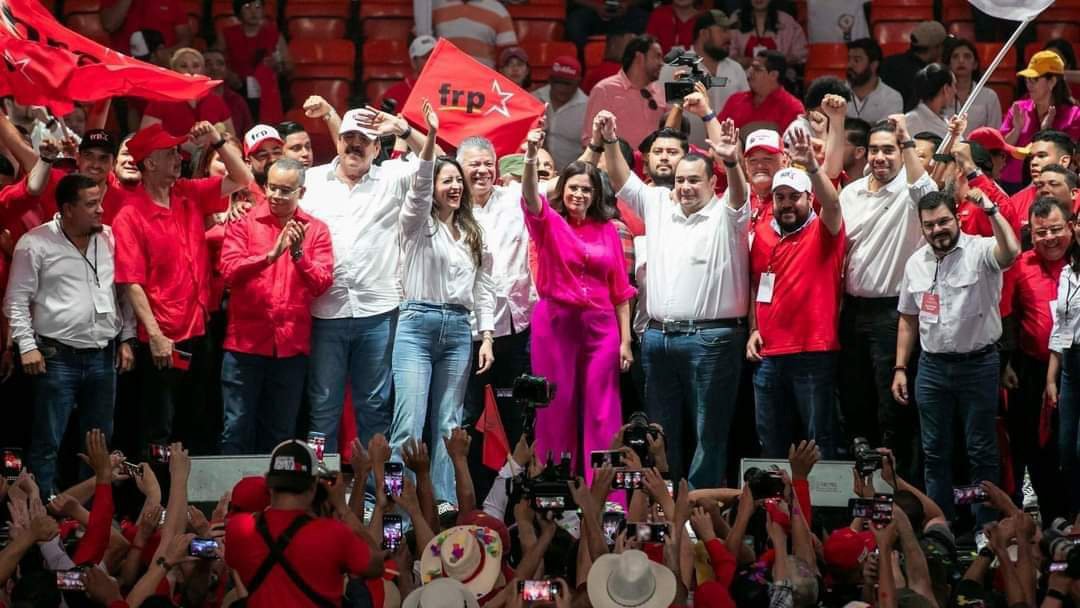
967, 0, 1054, 21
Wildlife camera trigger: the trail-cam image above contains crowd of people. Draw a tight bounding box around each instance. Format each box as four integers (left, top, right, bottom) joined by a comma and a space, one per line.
3, 0, 1080, 606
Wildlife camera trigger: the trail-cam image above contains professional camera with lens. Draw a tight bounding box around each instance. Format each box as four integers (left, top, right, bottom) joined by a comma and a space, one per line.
743, 467, 785, 500
663, 50, 722, 103
512, 452, 576, 514
1042, 526, 1080, 578
514, 375, 556, 443
852, 437, 883, 477
623, 411, 661, 467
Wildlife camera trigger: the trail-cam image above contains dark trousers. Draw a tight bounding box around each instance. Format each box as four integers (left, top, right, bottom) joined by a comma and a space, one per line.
1007, 352, 1064, 522
753, 351, 839, 459
1058, 348, 1080, 513
838, 295, 921, 481
133, 335, 215, 456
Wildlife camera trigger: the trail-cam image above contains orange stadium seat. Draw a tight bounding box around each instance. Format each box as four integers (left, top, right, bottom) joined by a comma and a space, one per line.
1034, 23, 1080, 42
290, 79, 351, 114
364, 79, 399, 108
869, 6, 933, 25
1024, 41, 1080, 64
506, 3, 565, 20
520, 41, 577, 83
289, 39, 356, 81
881, 42, 908, 57
805, 43, 848, 70
584, 40, 606, 69
362, 39, 411, 81
941, 4, 972, 24
873, 21, 920, 47
285, 2, 350, 39
988, 82, 1014, 115
974, 42, 1015, 82
359, 2, 413, 39
514, 20, 564, 43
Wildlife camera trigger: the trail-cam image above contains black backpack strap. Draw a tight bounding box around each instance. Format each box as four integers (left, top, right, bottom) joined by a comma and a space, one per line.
245, 512, 339, 608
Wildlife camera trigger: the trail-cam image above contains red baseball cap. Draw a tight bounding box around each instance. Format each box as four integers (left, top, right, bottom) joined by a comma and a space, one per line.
126, 123, 188, 164
550, 56, 582, 82
230, 476, 271, 513
823, 528, 876, 571
967, 127, 1029, 160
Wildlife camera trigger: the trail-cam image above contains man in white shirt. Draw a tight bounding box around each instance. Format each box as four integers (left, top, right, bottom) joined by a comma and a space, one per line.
846, 38, 904, 127
658, 10, 749, 149
903, 63, 954, 139
3, 174, 135, 493
300, 108, 424, 452
599, 108, 749, 488
838, 114, 936, 482
533, 56, 589, 170
892, 188, 1019, 521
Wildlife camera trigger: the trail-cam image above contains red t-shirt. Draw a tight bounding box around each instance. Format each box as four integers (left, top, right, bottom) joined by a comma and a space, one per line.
102, 0, 187, 55
645, 5, 699, 53
225, 509, 373, 608
718, 87, 805, 134
222, 23, 280, 79
1004, 250, 1065, 362
751, 215, 846, 356
144, 95, 232, 137
113, 176, 227, 342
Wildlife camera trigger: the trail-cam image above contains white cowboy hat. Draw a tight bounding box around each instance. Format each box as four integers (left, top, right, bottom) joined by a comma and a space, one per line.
419, 525, 503, 598
403, 578, 480, 608
587, 550, 676, 608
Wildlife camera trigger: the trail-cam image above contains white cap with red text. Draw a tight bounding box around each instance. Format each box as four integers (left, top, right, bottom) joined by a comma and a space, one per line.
243, 124, 284, 157
744, 129, 783, 156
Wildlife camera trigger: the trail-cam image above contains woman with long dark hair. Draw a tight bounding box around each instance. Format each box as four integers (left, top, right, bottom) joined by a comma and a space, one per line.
388, 101, 495, 501
521, 129, 635, 481
944, 39, 1001, 133
729, 0, 807, 70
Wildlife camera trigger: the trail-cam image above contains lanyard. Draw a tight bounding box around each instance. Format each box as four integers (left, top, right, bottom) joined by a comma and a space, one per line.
61, 227, 99, 288
930, 248, 957, 295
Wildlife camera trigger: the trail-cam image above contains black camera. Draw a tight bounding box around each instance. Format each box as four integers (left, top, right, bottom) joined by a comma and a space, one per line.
623, 411, 660, 467
514, 375, 556, 443
663, 50, 723, 103
1043, 526, 1080, 578
744, 467, 784, 500
512, 452, 576, 514
852, 437, 883, 477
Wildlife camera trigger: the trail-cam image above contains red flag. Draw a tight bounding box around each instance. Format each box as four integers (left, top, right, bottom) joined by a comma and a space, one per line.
0, 0, 218, 114
477, 385, 511, 471
401, 39, 545, 157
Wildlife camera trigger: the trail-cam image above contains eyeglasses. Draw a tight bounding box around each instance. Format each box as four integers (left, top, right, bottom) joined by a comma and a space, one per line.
1032, 224, 1069, 238
639, 89, 658, 111
266, 183, 300, 196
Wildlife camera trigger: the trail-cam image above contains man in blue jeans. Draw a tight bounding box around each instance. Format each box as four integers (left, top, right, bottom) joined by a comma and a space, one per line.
299, 108, 427, 452
3, 173, 135, 493
893, 188, 1020, 522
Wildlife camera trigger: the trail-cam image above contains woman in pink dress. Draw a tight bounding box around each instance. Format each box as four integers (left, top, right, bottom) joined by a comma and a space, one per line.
521, 129, 635, 478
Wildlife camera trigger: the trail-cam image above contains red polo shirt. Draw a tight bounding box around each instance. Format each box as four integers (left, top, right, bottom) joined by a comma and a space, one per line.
718, 86, 805, 133
143, 95, 232, 137
751, 215, 846, 356
113, 176, 227, 343
1004, 250, 1066, 362
102, 0, 187, 54
220, 202, 335, 357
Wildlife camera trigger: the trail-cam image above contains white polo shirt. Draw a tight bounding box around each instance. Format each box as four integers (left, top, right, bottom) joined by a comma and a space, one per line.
617, 173, 749, 321
300, 157, 418, 319
898, 232, 1006, 353
841, 168, 936, 298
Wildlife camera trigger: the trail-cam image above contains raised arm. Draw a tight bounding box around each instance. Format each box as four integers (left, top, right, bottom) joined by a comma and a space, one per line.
789, 127, 840, 234
703, 119, 746, 210
820, 94, 847, 181
302, 96, 342, 142
598, 111, 632, 192
189, 122, 252, 196
970, 186, 1019, 269
400, 101, 438, 235
888, 114, 924, 186
522, 128, 545, 216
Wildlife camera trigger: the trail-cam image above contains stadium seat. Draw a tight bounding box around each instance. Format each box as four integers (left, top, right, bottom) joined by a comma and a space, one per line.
974, 42, 1015, 82
988, 82, 1014, 115
514, 20, 565, 43
290, 79, 351, 114
285, 2, 350, 40
941, 4, 972, 23
289, 39, 356, 80
873, 21, 920, 47
1023, 41, 1080, 65
519, 41, 577, 83
364, 79, 399, 108
584, 40, 606, 69
1034, 23, 1080, 42
805, 43, 848, 70
947, 21, 975, 41
359, 1, 413, 39
869, 6, 933, 25
362, 40, 411, 81
506, 3, 565, 20
881, 42, 908, 57
64, 13, 111, 46
282, 108, 337, 163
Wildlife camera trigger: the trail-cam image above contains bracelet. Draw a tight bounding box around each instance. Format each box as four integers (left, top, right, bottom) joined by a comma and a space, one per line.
966, 169, 982, 181
399, 125, 412, 140
701, 111, 717, 123
722, 160, 738, 168
983, 204, 998, 217
900, 140, 916, 149
893, 366, 906, 373
523, 156, 537, 164
210, 138, 227, 150
602, 136, 619, 145
931, 153, 955, 163
805, 164, 819, 175
1046, 589, 1067, 601
587, 142, 603, 153
41, 156, 57, 164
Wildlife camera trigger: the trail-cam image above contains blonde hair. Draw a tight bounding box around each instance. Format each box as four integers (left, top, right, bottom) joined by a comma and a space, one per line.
169, 47, 205, 72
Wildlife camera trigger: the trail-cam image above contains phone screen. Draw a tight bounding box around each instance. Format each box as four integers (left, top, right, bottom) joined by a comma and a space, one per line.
953, 485, 989, 505
121, 461, 142, 478
307, 432, 326, 462
590, 450, 624, 468
519, 580, 558, 601
383, 515, 403, 552
871, 496, 894, 526
627, 522, 668, 543
384, 463, 404, 497
849, 498, 873, 519
602, 512, 625, 545
56, 570, 85, 591
149, 444, 170, 464
1051, 562, 1070, 573
613, 470, 643, 490
534, 495, 565, 510
188, 538, 219, 559
2, 449, 22, 481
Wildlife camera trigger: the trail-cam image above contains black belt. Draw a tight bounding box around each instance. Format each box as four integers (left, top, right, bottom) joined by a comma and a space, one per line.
923, 344, 996, 362
843, 295, 900, 310
38, 336, 113, 354
648, 318, 746, 334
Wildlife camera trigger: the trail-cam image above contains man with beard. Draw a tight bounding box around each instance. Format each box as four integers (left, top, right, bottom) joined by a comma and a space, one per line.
718, 50, 804, 134
584, 34, 667, 149
838, 115, 935, 482
893, 188, 1019, 522
1000, 197, 1071, 522
277, 121, 314, 168
1004, 131, 1074, 246
3, 174, 135, 493
845, 38, 903, 127
299, 108, 424, 453
242, 124, 285, 191
658, 10, 748, 148
742, 129, 786, 234
600, 109, 749, 487
113, 121, 253, 454
640, 128, 688, 189
748, 129, 845, 458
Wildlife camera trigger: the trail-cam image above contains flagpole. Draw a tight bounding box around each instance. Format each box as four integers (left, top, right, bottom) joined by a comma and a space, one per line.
937, 15, 1035, 153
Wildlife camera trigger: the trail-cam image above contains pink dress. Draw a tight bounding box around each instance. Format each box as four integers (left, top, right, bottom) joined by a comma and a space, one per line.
522, 194, 635, 479
1000, 99, 1080, 184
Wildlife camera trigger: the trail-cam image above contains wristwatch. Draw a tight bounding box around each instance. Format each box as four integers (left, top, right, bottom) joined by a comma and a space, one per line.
210, 138, 227, 150
290, 247, 303, 262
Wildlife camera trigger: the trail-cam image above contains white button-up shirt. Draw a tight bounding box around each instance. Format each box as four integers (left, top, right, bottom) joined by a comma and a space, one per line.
904, 102, 949, 139
300, 157, 418, 319
533, 85, 589, 170
846, 78, 904, 126
1049, 264, 1080, 353
618, 173, 749, 321
400, 160, 497, 332
898, 232, 1005, 353
841, 169, 937, 298
3, 218, 134, 353
471, 183, 536, 338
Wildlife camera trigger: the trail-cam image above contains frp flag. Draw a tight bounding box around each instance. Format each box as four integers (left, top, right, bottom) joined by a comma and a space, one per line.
402, 39, 545, 157
0, 0, 218, 114
967, 0, 1053, 21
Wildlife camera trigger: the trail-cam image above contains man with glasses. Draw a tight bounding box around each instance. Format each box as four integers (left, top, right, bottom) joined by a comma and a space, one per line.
717, 50, 803, 134
218, 159, 333, 454
893, 187, 1019, 522
583, 34, 667, 149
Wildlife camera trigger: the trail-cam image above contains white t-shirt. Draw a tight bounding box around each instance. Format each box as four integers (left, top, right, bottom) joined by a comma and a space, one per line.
807, 0, 870, 43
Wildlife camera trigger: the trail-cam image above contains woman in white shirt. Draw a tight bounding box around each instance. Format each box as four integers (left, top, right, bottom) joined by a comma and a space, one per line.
944, 39, 1002, 134
1047, 224, 1080, 513
388, 101, 496, 501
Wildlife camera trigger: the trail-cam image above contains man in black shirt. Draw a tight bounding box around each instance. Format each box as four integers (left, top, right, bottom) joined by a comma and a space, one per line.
879, 21, 947, 112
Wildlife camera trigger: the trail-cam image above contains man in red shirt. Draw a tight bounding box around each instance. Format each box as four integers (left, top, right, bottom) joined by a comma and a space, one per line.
1004, 130, 1073, 247
747, 131, 845, 458
219, 159, 333, 454
113, 121, 253, 454
718, 50, 804, 135
378, 36, 436, 114
1002, 196, 1070, 521
225, 440, 384, 608
101, 0, 192, 57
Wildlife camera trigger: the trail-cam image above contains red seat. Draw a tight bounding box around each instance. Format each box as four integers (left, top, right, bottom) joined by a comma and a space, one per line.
289, 39, 356, 80
65, 13, 111, 46
988, 82, 1014, 115
873, 21, 920, 46
947, 21, 975, 41
290, 79, 351, 114
359, 2, 412, 19
362, 18, 414, 40
805, 43, 848, 69
283, 108, 337, 164
941, 4, 972, 23
285, 2, 350, 39
519, 41, 577, 83
974, 43, 1015, 82
881, 42, 908, 57
364, 79, 400, 108
869, 6, 933, 25
584, 40, 606, 69
514, 20, 564, 43
507, 4, 565, 20
362, 40, 411, 81
1024, 41, 1080, 64
1034, 23, 1080, 42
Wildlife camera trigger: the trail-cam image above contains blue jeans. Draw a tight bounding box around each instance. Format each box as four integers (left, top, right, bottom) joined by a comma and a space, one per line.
1058, 348, 1080, 512
753, 351, 839, 459
30, 340, 116, 493
220, 352, 307, 455
388, 302, 473, 502
916, 349, 1001, 523
641, 326, 746, 488
308, 311, 398, 453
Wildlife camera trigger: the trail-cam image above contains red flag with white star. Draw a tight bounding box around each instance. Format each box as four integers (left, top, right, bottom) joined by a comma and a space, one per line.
401, 39, 545, 157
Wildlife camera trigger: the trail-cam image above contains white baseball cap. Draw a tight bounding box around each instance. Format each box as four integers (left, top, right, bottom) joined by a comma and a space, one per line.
745, 129, 782, 156
772, 167, 812, 193
339, 108, 380, 140
409, 35, 437, 59
243, 124, 283, 156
